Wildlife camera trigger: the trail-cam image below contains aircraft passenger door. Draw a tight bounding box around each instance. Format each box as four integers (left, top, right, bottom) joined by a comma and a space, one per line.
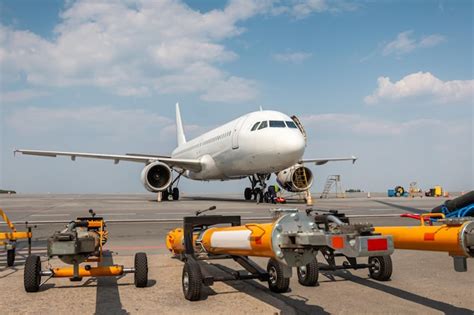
232, 116, 248, 149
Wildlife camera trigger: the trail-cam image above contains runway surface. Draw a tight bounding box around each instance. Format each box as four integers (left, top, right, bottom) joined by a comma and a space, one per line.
1, 193, 473, 314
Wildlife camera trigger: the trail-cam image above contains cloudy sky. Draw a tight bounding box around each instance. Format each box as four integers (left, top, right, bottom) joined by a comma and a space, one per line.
0, 0, 472, 194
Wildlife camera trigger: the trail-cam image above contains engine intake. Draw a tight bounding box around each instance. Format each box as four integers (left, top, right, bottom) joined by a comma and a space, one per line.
141, 161, 172, 192
276, 164, 313, 192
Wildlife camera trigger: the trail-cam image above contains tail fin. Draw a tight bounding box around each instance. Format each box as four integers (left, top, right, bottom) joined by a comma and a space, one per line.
175, 102, 186, 147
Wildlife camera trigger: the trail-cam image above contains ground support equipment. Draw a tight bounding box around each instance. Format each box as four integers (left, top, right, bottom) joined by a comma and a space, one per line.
24, 209, 148, 292
1, 208, 33, 266
374, 213, 474, 272
166, 208, 394, 301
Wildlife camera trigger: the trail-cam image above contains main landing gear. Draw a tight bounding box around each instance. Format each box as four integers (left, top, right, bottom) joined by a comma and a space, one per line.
244, 174, 270, 203
162, 170, 184, 201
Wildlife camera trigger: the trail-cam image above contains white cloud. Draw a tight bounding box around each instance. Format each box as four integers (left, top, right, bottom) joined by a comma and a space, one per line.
273, 51, 312, 64
364, 72, 474, 105
0, 89, 50, 103
275, 0, 358, 19
201, 76, 258, 102
0, 0, 269, 103
383, 31, 445, 56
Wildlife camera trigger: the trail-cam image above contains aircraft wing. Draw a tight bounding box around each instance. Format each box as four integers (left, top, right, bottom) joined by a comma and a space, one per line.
14, 149, 202, 172
300, 156, 358, 166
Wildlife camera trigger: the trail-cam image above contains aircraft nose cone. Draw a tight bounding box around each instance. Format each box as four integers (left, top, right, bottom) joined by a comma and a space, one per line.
278, 132, 305, 160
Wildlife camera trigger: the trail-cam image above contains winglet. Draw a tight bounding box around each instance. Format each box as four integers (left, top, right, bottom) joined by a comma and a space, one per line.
352, 155, 358, 164
175, 102, 186, 147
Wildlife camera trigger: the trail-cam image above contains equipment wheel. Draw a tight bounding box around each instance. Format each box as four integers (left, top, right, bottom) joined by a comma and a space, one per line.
172, 187, 180, 201
134, 252, 148, 287
162, 190, 169, 201
182, 260, 203, 301
24, 255, 41, 292
368, 255, 392, 281
297, 255, 319, 286
7, 248, 15, 267
395, 186, 404, 197
244, 187, 252, 200
267, 258, 290, 293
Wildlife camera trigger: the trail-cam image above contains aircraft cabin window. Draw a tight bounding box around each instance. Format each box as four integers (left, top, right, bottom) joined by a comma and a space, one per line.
258, 121, 268, 130
251, 122, 260, 131
285, 121, 298, 128
269, 120, 286, 128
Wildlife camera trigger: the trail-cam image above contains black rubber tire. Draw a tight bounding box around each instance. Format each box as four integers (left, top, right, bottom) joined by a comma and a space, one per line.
162, 190, 169, 201
263, 192, 270, 203
267, 258, 290, 293
24, 255, 41, 292
254, 189, 263, 203
182, 260, 203, 301
368, 255, 392, 281
134, 252, 148, 287
297, 256, 319, 286
244, 187, 252, 200
7, 248, 15, 267
172, 187, 180, 201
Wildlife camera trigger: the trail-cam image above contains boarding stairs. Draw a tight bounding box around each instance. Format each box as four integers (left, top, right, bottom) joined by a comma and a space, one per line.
320, 175, 345, 199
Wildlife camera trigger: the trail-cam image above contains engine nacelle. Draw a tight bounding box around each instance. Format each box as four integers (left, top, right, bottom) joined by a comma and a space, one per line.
276, 164, 313, 192
140, 161, 172, 192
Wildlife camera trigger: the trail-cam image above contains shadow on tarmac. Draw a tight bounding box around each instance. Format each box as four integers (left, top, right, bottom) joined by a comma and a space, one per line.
333, 269, 472, 314
371, 200, 428, 215
213, 264, 329, 315
95, 251, 128, 314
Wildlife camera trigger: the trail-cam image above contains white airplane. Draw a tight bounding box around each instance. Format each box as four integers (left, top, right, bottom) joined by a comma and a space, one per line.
15, 103, 356, 201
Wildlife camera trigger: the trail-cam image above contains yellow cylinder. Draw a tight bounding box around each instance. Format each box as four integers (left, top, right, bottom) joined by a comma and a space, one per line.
52, 265, 124, 277
166, 223, 276, 258
374, 219, 472, 257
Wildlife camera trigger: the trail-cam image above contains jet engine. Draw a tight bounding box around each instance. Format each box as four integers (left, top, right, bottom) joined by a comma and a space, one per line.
140, 161, 172, 192
276, 164, 313, 192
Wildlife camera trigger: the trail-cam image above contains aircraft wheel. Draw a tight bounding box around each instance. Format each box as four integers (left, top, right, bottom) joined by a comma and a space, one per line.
297, 255, 319, 286
24, 255, 41, 292
263, 192, 270, 203
172, 187, 180, 201
267, 258, 290, 293
182, 260, 202, 301
134, 252, 148, 287
7, 248, 15, 267
244, 187, 252, 200
162, 190, 169, 201
368, 255, 392, 281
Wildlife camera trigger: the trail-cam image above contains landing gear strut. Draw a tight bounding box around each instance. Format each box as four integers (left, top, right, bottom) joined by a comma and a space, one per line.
244, 174, 270, 202
162, 170, 184, 201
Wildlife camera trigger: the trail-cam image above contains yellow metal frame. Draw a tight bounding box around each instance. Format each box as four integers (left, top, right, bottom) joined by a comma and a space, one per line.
0, 208, 32, 244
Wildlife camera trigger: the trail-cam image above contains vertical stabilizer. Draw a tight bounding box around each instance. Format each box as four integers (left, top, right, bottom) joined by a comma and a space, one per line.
176, 102, 186, 147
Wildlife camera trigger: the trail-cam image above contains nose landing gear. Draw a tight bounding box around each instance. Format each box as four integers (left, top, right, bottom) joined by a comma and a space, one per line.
244, 174, 269, 202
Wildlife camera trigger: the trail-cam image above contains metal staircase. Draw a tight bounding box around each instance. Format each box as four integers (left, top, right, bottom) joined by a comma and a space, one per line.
320, 175, 345, 199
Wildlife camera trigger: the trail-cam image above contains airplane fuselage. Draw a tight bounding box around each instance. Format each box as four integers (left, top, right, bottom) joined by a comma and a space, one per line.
171, 110, 306, 180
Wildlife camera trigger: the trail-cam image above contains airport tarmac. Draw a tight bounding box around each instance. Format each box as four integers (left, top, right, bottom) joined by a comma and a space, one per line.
1, 193, 473, 314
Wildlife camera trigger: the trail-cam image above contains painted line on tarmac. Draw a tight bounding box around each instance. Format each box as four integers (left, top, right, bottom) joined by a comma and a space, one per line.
1, 213, 405, 225
103, 213, 137, 216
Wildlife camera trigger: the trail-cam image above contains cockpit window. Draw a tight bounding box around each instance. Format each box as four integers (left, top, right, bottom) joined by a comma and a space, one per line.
258, 121, 268, 130
269, 120, 286, 128
251, 122, 260, 131
285, 121, 298, 128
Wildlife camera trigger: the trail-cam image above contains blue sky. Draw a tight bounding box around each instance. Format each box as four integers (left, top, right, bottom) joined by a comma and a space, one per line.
0, 0, 472, 194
